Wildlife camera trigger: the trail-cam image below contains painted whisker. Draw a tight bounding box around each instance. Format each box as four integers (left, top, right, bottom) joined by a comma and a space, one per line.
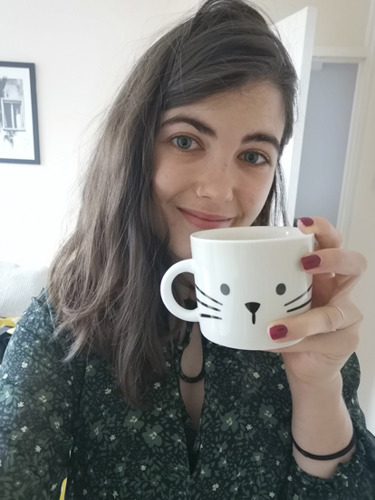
195, 284, 223, 305
284, 285, 312, 307
200, 314, 222, 320
286, 298, 312, 313
196, 298, 221, 312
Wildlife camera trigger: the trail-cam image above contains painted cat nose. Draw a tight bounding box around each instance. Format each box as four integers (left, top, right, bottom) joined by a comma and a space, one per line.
245, 302, 260, 325
245, 302, 260, 314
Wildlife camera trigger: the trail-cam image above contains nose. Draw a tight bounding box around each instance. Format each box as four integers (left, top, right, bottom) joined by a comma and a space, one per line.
245, 302, 260, 325
196, 161, 235, 202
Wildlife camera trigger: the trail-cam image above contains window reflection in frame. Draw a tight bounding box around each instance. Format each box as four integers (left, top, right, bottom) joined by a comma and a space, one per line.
0, 62, 40, 164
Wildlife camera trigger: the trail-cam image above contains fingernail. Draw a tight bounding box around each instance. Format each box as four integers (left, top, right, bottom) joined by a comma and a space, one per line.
269, 324, 288, 340
301, 254, 321, 270
299, 217, 314, 227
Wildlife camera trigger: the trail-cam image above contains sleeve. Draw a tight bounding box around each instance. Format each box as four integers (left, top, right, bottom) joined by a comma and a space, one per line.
0, 292, 85, 499
281, 353, 375, 500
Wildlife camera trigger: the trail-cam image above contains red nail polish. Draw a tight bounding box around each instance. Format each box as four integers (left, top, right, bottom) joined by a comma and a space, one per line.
269, 325, 288, 340
301, 254, 321, 270
299, 217, 314, 227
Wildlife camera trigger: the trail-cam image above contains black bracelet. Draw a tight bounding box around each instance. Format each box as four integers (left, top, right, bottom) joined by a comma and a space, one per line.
292, 431, 356, 461
179, 364, 205, 383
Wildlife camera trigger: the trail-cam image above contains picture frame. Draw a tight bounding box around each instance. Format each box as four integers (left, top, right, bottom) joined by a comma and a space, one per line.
0, 62, 40, 164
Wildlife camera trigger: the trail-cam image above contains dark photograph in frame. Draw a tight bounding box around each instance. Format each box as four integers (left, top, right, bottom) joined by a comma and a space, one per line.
0, 62, 40, 164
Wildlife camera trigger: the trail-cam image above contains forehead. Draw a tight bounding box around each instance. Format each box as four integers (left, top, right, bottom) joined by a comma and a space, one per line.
197, 81, 283, 105
160, 81, 286, 137
164, 81, 284, 117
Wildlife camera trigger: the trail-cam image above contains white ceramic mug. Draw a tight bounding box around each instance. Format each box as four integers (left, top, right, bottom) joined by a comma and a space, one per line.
160, 226, 314, 350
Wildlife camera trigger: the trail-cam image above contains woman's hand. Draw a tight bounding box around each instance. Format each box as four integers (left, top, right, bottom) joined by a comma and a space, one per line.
268, 216, 366, 386
268, 217, 366, 478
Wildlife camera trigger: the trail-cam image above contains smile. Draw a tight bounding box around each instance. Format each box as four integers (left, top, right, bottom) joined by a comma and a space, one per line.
179, 208, 233, 230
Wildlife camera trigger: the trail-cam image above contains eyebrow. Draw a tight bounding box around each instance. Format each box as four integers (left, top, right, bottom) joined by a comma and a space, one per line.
160, 114, 281, 154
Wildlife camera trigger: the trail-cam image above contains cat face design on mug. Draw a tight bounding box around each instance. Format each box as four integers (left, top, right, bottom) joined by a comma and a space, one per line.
160, 226, 314, 350
195, 277, 312, 325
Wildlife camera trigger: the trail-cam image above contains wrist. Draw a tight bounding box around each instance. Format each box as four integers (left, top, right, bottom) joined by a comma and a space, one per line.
288, 373, 354, 478
289, 373, 347, 437
287, 368, 343, 393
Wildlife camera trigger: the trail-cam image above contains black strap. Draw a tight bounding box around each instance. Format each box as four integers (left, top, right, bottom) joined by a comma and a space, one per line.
179, 363, 205, 383
179, 299, 205, 383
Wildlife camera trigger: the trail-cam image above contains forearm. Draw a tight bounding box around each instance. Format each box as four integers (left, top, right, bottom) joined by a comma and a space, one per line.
289, 374, 355, 479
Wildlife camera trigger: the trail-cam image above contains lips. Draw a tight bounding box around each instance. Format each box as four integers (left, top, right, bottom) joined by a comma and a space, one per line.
179, 208, 233, 230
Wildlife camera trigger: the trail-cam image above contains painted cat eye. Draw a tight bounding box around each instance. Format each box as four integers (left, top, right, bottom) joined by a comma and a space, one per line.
276, 283, 286, 295
220, 284, 230, 295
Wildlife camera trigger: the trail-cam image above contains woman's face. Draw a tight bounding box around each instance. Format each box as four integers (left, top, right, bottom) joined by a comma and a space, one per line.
152, 82, 285, 260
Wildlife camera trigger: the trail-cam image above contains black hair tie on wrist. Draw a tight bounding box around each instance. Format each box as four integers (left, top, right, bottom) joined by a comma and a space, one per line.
179, 364, 205, 384
292, 431, 356, 461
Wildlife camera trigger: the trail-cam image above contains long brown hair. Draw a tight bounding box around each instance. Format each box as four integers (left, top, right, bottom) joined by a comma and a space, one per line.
48, 0, 297, 407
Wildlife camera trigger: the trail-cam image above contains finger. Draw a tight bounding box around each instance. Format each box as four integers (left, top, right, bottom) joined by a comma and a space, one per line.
268, 301, 362, 343
297, 216, 342, 250
301, 248, 367, 278
267, 323, 361, 357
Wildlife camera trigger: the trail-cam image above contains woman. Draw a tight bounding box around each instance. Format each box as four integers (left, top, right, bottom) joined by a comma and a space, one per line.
1, 0, 374, 498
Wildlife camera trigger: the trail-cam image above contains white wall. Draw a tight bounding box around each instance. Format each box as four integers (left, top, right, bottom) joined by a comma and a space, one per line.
264, 0, 375, 432
0, 0, 198, 266
1, 0, 374, 430
258, 0, 371, 48
345, 18, 375, 431
0, 0, 371, 264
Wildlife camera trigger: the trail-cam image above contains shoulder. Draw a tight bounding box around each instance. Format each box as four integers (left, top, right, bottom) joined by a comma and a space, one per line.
11, 288, 56, 333
0, 289, 78, 380
6, 289, 57, 350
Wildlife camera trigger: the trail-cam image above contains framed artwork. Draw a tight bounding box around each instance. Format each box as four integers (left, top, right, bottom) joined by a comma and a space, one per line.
0, 62, 40, 164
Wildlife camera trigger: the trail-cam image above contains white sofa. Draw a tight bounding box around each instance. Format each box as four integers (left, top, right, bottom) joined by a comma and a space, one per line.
0, 261, 48, 318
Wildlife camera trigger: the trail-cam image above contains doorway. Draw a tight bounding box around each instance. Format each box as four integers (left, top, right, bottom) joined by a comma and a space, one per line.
294, 62, 358, 226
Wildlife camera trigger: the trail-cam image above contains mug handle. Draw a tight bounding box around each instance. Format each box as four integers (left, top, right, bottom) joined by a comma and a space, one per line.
160, 259, 200, 322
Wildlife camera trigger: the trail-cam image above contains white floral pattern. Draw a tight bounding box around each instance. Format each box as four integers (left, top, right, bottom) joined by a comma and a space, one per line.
0, 292, 375, 499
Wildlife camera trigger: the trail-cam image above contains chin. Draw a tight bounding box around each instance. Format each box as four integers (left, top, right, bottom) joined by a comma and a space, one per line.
169, 243, 192, 262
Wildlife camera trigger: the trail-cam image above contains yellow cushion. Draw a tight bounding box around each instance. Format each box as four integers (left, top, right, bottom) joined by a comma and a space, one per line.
0, 317, 19, 329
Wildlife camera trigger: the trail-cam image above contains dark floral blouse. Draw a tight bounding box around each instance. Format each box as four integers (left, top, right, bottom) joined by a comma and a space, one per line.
1, 292, 375, 499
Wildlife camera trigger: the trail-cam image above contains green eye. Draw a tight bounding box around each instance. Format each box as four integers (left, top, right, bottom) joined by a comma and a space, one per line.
243, 151, 266, 164
173, 136, 193, 149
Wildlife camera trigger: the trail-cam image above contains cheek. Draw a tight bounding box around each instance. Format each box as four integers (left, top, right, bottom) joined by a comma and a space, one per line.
152, 147, 167, 196
262, 173, 276, 202
151, 163, 185, 238
152, 171, 164, 204
243, 171, 275, 211
152, 163, 172, 205
153, 162, 190, 206
151, 166, 171, 234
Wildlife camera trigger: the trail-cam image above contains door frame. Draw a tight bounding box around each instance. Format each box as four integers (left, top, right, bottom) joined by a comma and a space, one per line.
313, 2, 375, 247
